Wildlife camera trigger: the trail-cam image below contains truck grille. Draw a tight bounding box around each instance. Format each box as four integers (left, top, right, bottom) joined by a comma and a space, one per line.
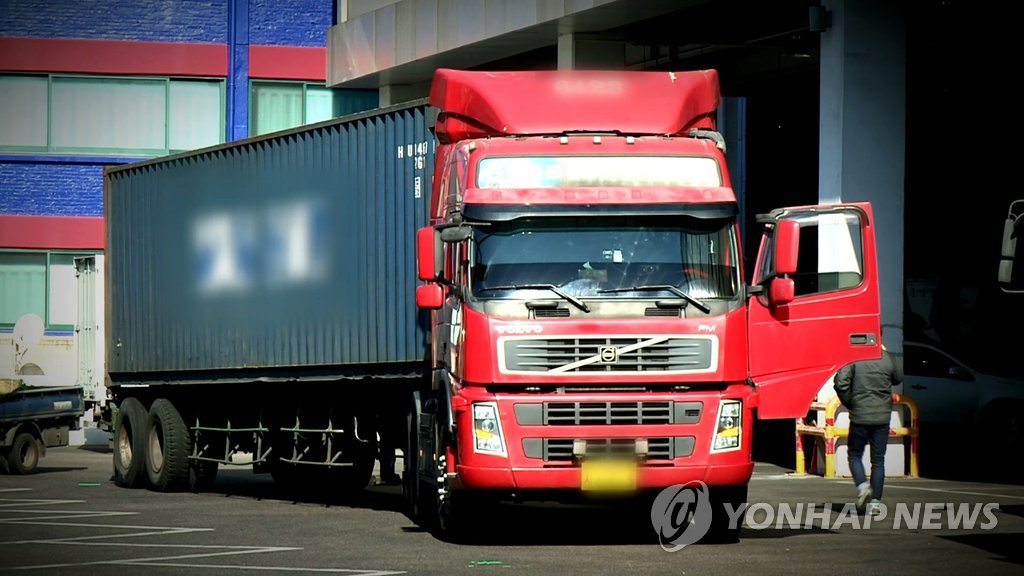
514, 401, 702, 426
501, 336, 714, 374
551, 401, 669, 425
521, 437, 696, 462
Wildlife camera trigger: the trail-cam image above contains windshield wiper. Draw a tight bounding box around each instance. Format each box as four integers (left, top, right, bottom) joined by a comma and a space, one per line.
598, 285, 710, 314
477, 284, 591, 313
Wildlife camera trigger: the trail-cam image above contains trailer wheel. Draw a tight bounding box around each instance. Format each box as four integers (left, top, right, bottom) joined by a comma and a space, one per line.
113, 397, 148, 488
7, 432, 40, 475
188, 460, 219, 492
145, 399, 190, 491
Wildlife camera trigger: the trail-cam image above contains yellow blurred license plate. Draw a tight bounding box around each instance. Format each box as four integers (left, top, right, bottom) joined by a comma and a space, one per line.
580, 460, 637, 492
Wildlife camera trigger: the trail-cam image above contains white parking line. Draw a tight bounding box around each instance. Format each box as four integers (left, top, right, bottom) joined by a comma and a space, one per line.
123, 564, 405, 575
883, 484, 1024, 501
0, 490, 406, 574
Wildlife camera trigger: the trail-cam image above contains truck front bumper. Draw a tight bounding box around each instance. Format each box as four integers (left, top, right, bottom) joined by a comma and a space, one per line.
454, 461, 754, 491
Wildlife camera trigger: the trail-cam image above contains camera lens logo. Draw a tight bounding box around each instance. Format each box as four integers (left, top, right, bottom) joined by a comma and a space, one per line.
651, 481, 713, 551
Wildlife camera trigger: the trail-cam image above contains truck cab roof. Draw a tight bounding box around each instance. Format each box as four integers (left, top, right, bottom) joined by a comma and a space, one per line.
430, 68, 720, 142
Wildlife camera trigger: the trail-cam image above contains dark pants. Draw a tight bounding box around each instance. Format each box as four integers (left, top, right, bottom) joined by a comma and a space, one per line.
848, 423, 888, 500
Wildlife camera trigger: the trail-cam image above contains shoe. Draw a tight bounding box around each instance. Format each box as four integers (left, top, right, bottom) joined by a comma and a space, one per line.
867, 499, 883, 517
378, 473, 402, 486
855, 482, 871, 513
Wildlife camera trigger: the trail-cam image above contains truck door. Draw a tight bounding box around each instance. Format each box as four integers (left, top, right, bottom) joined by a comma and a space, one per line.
747, 202, 881, 419
74, 255, 105, 406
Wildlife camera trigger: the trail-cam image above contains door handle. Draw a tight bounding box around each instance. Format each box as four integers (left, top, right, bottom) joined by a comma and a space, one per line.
910, 384, 927, 390
849, 333, 877, 346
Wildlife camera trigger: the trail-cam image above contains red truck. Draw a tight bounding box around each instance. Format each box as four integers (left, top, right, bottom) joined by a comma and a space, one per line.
408, 68, 881, 540
103, 67, 879, 545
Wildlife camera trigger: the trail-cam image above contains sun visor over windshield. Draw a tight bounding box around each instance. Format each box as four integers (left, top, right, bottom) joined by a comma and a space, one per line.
462, 202, 737, 222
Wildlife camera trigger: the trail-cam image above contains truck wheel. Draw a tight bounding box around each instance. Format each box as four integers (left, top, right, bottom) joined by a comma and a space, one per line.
402, 399, 420, 520
436, 489, 494, 543
113, 397, 148, 488
346, 443, 377, 490
188, 460, 219, 492
145, 399, 190, 491
271, 462, 301, 496
7, 432, 41, 475
703, 484, 748, 543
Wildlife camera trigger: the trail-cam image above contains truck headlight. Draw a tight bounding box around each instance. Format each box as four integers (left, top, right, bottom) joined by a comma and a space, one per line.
473, 402, 507, 456
711, 400, 742, 453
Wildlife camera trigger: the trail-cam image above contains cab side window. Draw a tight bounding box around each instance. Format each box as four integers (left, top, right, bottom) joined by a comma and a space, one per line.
790, 212, 864, 297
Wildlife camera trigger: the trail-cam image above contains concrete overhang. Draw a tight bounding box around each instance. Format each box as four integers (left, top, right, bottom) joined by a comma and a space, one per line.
327, 0, 702, 89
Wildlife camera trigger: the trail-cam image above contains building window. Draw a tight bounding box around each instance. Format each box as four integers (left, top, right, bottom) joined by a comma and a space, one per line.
0, 74, 225, 156
0, 251, 96, 330
250, 81, 377, 136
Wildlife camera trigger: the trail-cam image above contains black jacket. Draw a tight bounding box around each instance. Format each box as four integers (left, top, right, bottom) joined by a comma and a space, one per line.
834, 349, 903, 426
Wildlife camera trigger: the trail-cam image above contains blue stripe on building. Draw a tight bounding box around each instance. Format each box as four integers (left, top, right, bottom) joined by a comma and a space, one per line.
0, 162, 105, 217
249, 0, 333, 46
0, 0, 229, 43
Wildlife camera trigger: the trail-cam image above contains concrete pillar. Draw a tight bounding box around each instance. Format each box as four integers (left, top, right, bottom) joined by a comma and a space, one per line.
558, 32, 575, 70
818, 0, 905, 353
558, 32, 624, 70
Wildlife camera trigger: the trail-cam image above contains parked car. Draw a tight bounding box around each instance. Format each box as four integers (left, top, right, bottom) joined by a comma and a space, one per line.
903, 341, 1023, 448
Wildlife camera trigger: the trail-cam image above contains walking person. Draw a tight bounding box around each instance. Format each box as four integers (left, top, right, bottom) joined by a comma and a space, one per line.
833, 340, 903, 515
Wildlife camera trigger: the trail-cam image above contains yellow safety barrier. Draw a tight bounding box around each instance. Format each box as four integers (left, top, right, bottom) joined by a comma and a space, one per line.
795, 395, 919, 478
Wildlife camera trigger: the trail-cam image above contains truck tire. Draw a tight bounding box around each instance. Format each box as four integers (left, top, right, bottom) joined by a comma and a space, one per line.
703, 484, 748, 543
402, 397, 420, 520
7, 432, 40, 475
271, 462, 301, 496
113, 397, 148, 488
333, 441, 376, 491
145, 399, 190, 491
436, 489, 494, 543
188, 460, 219, 492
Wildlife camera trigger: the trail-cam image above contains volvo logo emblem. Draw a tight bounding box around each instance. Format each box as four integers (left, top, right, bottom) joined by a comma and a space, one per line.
599, 346, 619, 363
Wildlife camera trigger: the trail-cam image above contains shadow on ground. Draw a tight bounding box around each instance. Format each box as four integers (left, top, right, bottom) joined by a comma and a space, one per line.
941, 532, 1024, 565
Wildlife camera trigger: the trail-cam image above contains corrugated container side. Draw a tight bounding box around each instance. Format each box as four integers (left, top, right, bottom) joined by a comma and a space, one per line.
105, 102, 435, 377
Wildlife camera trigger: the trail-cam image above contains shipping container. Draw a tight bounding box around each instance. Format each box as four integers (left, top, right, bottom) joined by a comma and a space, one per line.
105, 100, 436, 383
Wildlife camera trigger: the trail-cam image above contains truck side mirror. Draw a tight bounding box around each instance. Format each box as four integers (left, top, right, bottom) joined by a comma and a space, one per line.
416, 283, 444, 309
417, 226, 443, 281
768, 277, 794, 306
774, 219, 799, 276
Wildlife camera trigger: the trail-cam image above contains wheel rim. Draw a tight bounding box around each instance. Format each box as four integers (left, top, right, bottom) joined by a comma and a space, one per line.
149, 423, 165, 473
18, 440, 37, 470
118, 421, 133, 466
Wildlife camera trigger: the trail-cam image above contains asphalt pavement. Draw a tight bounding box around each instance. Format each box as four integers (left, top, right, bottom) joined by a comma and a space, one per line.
1, 446, 1022, 575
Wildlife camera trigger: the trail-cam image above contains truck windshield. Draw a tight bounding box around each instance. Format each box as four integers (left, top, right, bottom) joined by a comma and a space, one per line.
470, 216, 739, 300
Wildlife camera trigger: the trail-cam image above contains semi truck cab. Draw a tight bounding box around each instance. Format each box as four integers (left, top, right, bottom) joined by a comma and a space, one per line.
411, 68, 881, 540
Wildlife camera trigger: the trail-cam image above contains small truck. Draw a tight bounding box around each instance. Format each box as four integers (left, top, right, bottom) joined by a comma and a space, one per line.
0, 380, 85, 474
